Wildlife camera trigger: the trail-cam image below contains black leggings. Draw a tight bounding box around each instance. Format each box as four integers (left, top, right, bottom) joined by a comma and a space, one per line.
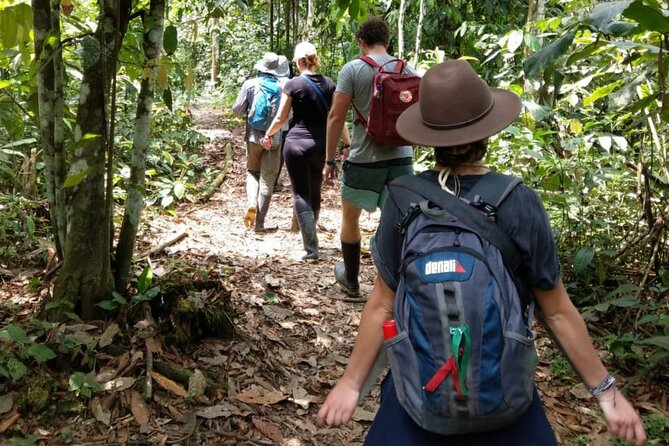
284, 136, 325, 215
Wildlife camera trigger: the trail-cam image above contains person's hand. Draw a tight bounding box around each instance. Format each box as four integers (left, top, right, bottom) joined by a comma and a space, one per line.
316, 379, 360, 427
261, 135, 273, 150
323, 163, 338, 187
598, 387, 646, 445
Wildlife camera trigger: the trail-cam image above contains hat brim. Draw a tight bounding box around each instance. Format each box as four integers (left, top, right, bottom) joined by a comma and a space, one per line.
254, 62, 281, 76
396, 88, 521, 147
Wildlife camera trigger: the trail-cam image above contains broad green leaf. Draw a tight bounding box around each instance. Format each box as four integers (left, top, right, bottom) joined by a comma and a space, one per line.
640, 336, 669, 351
2, 324, 29, 344
64, 312, 82, 321
566, 41, 607, 66
623, 1, 669, 32
0, 364, 9, 378
163, 88, 173, 111
609, 283, 639, 295
7, 357, 27, 380
63, 166, 93, 188
348, 0, 360, 20
174, 181, 186, 199
163, 25, 178, 55
590, 1, 632, 31
27, 344, 57, 362
1, 138, 38, 149
572, 246, 595, 274
14, 2, 33, 30
138, 264, 153, 294
523, 32, 575, 78
608, 295, 640, 308
601, 21, 636, 36
0, 79, 11, 89
26, 217, 35, 235
507, 30, 524, 53
161, 194, 174, 208
584, 81, 623, 106
69, 133, 101, 152
1, 16, 18, 48
112, 291, 128, 305
96, 300, 119, 310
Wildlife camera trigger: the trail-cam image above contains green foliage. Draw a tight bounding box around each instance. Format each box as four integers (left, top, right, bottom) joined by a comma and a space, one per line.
0, 322, 56, 382
97, 263, 161, 311
68, 371, 100, 398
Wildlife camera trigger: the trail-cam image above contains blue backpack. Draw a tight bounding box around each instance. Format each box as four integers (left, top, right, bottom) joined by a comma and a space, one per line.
385, 172, 536, 435
248, 75, 281, 131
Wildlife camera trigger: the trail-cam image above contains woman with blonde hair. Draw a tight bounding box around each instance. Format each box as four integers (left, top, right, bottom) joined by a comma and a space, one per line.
263, 42, 350, 260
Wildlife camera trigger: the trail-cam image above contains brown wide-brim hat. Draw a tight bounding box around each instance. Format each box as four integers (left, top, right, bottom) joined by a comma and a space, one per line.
396, 60, 522, 147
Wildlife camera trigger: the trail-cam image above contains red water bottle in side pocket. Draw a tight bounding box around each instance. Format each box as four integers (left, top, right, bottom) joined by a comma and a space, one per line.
383, 320, 398, 340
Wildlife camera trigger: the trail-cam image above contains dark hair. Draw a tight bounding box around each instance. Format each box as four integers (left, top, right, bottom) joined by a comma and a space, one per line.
355, 16, 390, 47
434, 140, 488, 168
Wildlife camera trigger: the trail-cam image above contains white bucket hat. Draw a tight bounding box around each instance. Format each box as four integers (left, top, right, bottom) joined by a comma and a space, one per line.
254, 52, 282, 76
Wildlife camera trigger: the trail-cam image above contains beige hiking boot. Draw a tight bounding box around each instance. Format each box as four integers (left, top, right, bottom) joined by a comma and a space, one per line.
244, 206, 257, 228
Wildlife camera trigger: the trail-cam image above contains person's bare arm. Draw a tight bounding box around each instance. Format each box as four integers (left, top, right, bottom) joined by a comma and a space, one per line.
534, 280, 646, 445
323, 92, 352, 185
317, 275, 394, 426
261, 93, 292, 149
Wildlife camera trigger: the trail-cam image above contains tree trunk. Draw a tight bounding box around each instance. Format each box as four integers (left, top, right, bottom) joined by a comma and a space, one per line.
397, 0, 405, 59
32, 0, 66, 258
303, 0, 313, 40
50, 0, 132, 321
269, 0, 274, 51
412, 0, 425, 67
115, 0, 166, 292
210, 17, 219, 86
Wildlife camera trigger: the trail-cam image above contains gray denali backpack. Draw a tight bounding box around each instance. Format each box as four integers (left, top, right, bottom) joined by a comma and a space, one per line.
384, 172, 537, 435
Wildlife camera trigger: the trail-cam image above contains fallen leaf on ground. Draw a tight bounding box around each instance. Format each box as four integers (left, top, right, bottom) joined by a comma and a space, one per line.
236, 388, 286, 405
252, 417, 284, 443
99, 323, 119, 348
352, 408, 376, 422
0, 410, 19, 434
150, 371, 187, 397
196, 402, 239, 419
90, 397, 111, 426
101, 376, 136, 392
0, 393, 13, 415
131, 391, 150, 426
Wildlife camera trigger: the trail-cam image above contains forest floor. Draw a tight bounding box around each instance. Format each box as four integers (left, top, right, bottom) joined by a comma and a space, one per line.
0, 101, 664, 446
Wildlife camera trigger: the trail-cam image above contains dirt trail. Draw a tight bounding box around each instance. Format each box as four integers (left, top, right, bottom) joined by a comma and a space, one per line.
1, 103, 649, 446
136, 105, 384, 445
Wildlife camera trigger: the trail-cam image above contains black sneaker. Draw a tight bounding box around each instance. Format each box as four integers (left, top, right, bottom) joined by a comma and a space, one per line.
334, 261, 360, 297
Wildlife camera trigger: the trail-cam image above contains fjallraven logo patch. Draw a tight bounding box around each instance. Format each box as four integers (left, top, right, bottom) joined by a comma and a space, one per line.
399, 90, 413, 103
425, 259, 465, 275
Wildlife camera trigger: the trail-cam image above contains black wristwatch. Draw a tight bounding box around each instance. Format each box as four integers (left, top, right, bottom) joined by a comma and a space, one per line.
326, 160, 337, 167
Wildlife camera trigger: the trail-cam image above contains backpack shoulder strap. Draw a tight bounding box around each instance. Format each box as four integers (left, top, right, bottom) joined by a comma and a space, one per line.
358, 55, 380, 68
301, 75, 330, 118
390, 174, 521, 271
463, 171, 521, 207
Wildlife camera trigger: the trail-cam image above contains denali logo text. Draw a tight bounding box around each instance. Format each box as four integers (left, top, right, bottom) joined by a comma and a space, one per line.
424, 259, 465, 275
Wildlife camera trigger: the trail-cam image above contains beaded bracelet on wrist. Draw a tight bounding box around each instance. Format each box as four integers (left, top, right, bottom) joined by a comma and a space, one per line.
590, 374, 616, 399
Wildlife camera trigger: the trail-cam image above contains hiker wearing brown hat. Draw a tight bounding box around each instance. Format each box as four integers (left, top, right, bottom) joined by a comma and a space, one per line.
232, 52, 290, 233
317, 60, 646, 446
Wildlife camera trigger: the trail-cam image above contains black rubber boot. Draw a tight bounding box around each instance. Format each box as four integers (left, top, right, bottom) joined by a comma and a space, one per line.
255, 193, 272, 233
297, 211, 319, 260
335, 241, 360, 296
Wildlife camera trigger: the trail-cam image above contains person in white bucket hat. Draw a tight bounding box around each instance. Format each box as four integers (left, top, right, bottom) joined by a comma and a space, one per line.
232, 52, 289, 232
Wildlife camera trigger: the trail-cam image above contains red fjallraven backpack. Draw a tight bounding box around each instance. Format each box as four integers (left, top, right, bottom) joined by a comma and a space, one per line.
352, 56, 420, 147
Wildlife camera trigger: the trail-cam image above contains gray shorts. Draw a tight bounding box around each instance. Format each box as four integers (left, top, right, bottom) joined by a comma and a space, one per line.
341, 158, 413, 212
